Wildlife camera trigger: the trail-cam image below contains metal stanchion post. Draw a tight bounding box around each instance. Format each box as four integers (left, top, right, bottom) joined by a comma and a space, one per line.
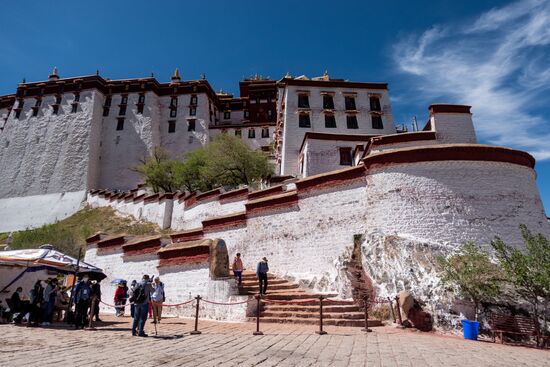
362, 295, 372, 332
388, 297, 396, 323
253, 295, 263, 335
315, 295, 327, 335
190, 295, 202, 335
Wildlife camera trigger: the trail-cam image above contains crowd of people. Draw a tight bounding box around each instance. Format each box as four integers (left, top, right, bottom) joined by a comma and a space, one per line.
2, 278, 69, 326
0, 255, 270, 334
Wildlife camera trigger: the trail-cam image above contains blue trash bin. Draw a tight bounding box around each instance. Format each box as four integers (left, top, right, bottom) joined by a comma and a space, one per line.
462, 319, 479, 340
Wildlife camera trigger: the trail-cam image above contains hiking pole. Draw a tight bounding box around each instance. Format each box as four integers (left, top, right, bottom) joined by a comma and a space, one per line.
315, 295, 327, 335
362, 294, 372, 333
253, 295, 263, 335
190, 295, 201, 335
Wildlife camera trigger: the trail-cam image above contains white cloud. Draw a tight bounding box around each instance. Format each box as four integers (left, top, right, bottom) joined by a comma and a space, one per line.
393, 0, 550, 160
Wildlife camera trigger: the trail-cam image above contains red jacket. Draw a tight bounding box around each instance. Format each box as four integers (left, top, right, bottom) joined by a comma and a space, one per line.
114, 286, 125, 302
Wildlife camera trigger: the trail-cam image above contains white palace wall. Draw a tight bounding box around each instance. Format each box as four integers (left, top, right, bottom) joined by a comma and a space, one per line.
86, 147, 550, 323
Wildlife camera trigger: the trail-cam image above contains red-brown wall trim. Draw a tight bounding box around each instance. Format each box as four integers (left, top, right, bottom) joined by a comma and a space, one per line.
247, 185, 284, 200
195, 188, 222, 202
246, 191, 299, 216
219, 187, 249, 203
133, 194, 145, 203
96, 235, 126, 249
370, 131, 437, 147
122, 237, 162, 257
180, 191, 196, 204
429, 104, 471, 115
295, 165, 366, 193
170, 228, 204, 243
143, 193, 160, 203
202, 212, 247, 233
278, 78, 388, 90
363, 145, 535, 170
157, 246, 210, 267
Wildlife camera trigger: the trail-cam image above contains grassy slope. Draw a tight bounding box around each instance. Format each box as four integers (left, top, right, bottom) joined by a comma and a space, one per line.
0, 207, 169, 258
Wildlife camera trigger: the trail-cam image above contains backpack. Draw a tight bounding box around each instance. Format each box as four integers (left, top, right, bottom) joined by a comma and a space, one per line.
79, 286, 90, 302
130, 283, 147, 304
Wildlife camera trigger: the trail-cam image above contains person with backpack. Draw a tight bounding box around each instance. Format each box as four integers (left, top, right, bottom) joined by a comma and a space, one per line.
232, 253, 244, 285
42, 278, 58, 326
130, 274, 153, 337
73, 276, 91, 329
128, 280, 137, 318
151, 277, 165, 324
256, 257, 269, 295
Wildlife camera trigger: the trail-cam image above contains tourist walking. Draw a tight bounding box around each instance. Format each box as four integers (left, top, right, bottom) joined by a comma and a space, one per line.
128, 280, 137, 318
130, 274, 153, 337
232, 253, 244, 285
256, 257, 269, 295
151, 277, 165, 324
73, 276, 91, 329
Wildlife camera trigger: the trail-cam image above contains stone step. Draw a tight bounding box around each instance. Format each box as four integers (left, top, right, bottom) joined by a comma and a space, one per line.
257, 317, 382, 328
262, 311, 365, 320
239, 279, 289, 286
263, 304, 361, 313
239, 283, 299, 292
262, 293, 340, 301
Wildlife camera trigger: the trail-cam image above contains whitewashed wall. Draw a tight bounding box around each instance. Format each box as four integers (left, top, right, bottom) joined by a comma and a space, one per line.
0, 91, 102, 198
279, 85, 396, 176
0, 190, 86, 232
84, 245, 247, 321
431, 112, 477, 144
365, 161, 550, 249
303, 139, 363, 177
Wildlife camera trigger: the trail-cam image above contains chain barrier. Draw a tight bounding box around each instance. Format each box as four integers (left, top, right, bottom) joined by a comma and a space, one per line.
93, 292, 399, 337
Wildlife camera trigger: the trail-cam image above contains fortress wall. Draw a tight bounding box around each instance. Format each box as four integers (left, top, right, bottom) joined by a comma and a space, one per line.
206, 179, 368, 295
97, 92, 159, 191
0, 190, 86, 232
84, 244, 246, 320
365, 160, 550, 249
0, 90, 101, 199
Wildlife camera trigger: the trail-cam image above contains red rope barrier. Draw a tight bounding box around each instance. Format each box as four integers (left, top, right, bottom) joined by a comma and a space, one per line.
100, 299, 195, 308
261, 298, 320, 305
201, 298, 252, 306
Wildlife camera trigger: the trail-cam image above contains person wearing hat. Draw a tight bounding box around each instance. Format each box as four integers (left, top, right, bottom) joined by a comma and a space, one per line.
256, 257, 269, 295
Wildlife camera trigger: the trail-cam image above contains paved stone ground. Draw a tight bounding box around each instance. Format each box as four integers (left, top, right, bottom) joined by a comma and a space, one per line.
0, 315, 548, 367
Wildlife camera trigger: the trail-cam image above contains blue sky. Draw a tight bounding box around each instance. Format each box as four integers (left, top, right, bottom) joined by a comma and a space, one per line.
1, 0, 549, 214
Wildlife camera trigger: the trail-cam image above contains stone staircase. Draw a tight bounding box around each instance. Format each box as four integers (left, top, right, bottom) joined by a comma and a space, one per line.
238, 271, 382, 327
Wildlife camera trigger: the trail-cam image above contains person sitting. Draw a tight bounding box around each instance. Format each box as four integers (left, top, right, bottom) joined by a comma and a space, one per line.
10, 287, 25, 324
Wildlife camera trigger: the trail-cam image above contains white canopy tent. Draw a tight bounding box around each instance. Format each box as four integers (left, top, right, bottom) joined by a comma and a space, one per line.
0, 247, 105, 300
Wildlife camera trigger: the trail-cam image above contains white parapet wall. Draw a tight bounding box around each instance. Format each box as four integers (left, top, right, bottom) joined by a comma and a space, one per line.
0, 190, 86, 232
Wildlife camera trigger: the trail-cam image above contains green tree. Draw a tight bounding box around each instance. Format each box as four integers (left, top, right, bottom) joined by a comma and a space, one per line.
491, 225, 550, 328
133, 135, 274, 193
132, 147, 179, 193
200, 134, 274, 189
437, 242, 502, 321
